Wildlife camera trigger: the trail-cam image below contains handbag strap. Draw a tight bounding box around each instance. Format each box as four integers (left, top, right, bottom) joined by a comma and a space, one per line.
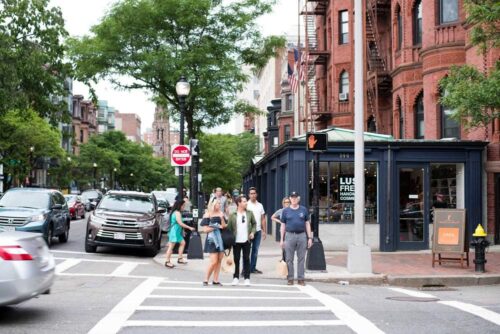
225, 248, 231, 256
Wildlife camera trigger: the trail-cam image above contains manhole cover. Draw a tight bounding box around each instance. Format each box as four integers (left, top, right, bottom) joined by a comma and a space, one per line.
386, 296, 440, 302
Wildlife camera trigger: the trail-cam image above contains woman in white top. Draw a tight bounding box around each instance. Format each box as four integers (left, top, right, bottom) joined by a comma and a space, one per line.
226, 195, 256, 286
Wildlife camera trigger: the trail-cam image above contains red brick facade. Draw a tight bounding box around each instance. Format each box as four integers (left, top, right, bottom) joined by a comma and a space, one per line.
296, 0, 499, 241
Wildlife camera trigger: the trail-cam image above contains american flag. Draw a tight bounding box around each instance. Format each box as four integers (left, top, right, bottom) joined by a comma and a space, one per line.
288, 63, 298, 93
299, 51, 308, 83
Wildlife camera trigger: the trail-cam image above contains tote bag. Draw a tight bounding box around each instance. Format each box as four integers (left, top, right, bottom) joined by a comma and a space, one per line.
276, 250, 288, 277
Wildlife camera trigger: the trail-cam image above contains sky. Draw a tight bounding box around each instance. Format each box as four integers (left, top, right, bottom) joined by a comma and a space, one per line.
50, 0, 299, 134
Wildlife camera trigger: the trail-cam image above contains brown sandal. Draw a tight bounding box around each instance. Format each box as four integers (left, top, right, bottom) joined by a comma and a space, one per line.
164, 261, 175, 268
177, 258, 188, 264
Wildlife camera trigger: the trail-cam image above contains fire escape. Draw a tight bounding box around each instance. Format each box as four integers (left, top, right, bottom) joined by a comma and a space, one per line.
365, 0, 392, 133
302, 0, 330, 127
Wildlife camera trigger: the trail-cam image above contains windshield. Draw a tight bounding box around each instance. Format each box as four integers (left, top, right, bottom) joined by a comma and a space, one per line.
64, 195, 77, 202
82, 191, 99, 200
98, 194, 154, 213
0, 191, 50, 209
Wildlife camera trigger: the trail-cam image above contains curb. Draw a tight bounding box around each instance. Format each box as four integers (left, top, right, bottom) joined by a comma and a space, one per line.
386, 274, 500, 287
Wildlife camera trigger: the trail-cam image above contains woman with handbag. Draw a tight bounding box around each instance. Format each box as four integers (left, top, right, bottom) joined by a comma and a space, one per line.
164, 199, 195, 268
226, 195, 256, 286
201, 198, 227, 286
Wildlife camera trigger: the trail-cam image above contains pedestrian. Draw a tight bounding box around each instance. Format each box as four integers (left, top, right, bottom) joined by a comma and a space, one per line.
226, 195, 256, 286
247, 187, 266, 274
226, 193, 237, 216
201, 198, 227, 286
213, 187, 228, 216
164, 199, 195, 268
280, 191, 313, 286
271, 197, 291, 225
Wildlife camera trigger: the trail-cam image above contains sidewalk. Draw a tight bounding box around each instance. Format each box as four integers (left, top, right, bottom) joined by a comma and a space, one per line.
154, 234, 500, 287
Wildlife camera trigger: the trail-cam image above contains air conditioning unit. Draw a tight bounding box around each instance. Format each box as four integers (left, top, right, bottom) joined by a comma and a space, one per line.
339, 93, 349, 101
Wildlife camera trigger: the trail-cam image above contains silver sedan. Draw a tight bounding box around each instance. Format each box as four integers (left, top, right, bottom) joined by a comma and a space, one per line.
0, 231, 55, 306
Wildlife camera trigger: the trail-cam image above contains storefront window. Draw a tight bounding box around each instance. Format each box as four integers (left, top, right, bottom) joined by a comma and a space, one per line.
309, 161, 378, 224
430, 163, 464, 220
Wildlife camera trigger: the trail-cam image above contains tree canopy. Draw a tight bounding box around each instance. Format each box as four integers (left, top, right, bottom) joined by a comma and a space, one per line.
198, 132, 258, 193
0, 109, 64, 187
68, 0, 285, 138
439, 0, 500, 130
0, 0, 71, 123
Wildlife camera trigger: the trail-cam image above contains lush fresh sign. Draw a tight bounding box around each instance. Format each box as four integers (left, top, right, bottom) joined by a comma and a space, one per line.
339, 175, 354, 202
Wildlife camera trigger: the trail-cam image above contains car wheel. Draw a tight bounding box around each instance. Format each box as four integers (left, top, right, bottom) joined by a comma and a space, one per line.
147, 247, 159, 257
85, 240, 97, 253
156, 232, 162, 250
59, 221, 69, 243
44, 224, 53, 247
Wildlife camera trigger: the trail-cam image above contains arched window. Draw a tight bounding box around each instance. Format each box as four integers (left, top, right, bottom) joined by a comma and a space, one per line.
441, 91, 460, 139
339, 70, 349, 95
396, 6, 402, 50
413, 0, 422, 45
414, 93, 424, 139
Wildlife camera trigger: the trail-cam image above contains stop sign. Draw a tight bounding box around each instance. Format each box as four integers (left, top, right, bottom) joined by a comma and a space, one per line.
171, 145, 191, 167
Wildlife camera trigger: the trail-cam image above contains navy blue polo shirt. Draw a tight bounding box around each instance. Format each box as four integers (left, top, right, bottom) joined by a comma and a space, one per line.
281, 205, 309, 233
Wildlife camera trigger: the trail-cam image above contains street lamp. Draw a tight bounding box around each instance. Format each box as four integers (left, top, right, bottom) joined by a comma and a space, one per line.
28, 146, 35, 186
113, 167, 117, 190
93, 162, 97, 189
175, 76, 190, 199
130, 172, 134, 191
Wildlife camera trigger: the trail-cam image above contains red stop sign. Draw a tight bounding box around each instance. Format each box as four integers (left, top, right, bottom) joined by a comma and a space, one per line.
171, 145, 191, 166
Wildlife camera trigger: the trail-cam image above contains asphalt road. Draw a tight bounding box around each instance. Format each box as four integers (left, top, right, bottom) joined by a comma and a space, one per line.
1, 214, 500, 334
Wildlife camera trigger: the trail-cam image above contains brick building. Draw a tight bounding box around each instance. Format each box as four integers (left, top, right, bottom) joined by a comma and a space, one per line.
115, 112, 142, 143
71, 95, 98, 155
253, 0, 499, 246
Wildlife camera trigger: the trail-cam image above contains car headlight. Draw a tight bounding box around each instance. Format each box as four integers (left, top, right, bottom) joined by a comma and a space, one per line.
136, 220, 155, 227
27, 214, 47, 222
90, 215, 106, 225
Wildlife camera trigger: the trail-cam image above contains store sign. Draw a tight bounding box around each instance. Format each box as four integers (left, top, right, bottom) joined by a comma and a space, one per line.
339, 175, 355, 202
432, 209, 466, 253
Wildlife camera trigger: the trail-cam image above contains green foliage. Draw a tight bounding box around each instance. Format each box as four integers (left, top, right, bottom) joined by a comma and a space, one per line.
464, 0, 500, 54
198, 132, 258, 193
0, 0, 71, 123
68, 0, 286, 138
77, 131, 176, 191
439, 1, 500, 130
440, 63, 500, 129
0, 109, 64, 185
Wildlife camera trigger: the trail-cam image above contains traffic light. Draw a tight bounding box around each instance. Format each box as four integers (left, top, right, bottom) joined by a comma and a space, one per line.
190, 139, 200, 156
306, 132, 328, 152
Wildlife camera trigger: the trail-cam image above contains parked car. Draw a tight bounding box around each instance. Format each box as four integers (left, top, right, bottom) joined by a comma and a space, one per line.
0, 231, 56, 306
0, 188, 71, 246
156, 199, 171, 233
64, 195, 86, 220
81, 189, 103, 211
85, 191, 165, 256
153, 190, 176, 207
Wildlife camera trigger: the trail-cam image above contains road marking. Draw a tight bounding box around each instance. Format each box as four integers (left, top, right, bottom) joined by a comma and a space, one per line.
136, 305, 329, 312
124, 320, 344, 327
54, 256, 148, 265
161, 279, 297, 288
300, 285, 385, 334
439, 301, 500, 326
51, 250, 94, 255
55, 259, 81, 274
155, 286, 304, 294
88, 277, 163, 334
110, 262, 139, 276
147, 294, 312, 300
387, 287, 437, 299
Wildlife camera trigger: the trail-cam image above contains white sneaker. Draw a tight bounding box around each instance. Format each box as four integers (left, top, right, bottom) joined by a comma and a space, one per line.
231, 278, 239, 286
244, 279, 250, 286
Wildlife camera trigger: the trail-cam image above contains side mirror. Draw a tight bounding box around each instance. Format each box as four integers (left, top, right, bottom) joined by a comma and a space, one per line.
157, 207, 166, 214
52, 204, 63, 210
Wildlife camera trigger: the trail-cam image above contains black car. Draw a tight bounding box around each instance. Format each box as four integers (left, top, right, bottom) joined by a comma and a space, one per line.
0, 188, 71, 246
81, 189, 103, 211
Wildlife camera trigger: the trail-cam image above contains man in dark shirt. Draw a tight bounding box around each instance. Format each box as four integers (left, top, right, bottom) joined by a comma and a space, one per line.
279, 191, 313, 286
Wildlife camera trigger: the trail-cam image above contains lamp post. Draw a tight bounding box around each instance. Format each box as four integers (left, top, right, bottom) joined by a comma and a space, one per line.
93, 162, 97, 189
130, 172, 134, 191
175, 76, 190, 200
28, 146, 35, 186
113, 167, 117, 190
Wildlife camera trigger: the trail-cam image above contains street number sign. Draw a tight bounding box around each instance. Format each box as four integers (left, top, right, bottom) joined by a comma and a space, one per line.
171, 145, 192, 167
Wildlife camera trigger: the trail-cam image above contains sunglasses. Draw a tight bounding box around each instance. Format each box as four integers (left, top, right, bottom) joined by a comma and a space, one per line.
283, 201, 290, 204
242, 215, 245, 223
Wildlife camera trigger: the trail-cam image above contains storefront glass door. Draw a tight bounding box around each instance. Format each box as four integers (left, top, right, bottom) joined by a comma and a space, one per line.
397, 165, 429, 250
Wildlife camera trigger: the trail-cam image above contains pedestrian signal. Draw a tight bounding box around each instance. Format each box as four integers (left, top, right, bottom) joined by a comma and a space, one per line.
306, 133, 327, 152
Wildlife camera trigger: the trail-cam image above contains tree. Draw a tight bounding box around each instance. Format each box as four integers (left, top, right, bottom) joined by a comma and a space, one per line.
439, 0, 500, 129
198, 132, 258, 193
68, 0, 285, 138
0, 0, 71, 123
0, 109, 64, 187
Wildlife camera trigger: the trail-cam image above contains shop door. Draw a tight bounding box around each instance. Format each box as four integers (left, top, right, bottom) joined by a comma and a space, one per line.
397, 165, 429, 250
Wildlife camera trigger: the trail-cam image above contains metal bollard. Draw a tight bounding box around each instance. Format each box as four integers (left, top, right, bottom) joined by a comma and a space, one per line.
470, 224, 490, 273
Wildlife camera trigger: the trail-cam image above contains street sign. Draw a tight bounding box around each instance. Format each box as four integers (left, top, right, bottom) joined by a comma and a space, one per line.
306, 132, 328, 152
171, 145, 192, 167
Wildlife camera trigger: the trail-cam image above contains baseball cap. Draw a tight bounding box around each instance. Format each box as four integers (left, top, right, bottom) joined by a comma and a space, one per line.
289, 191, 299, 197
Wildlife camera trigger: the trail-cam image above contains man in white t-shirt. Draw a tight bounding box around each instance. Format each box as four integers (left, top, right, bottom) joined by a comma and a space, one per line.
247, 187, 266, 274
